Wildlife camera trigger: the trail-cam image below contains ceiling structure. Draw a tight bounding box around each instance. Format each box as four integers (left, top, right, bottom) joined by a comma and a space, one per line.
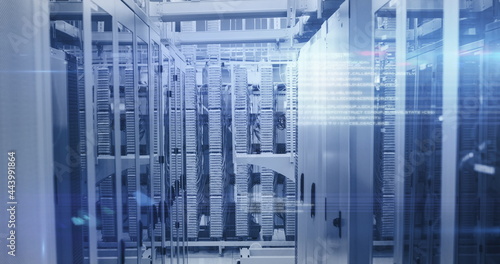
149, 0, 345, 61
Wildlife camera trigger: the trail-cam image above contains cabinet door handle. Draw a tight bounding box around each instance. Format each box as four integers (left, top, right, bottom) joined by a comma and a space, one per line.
333, 211, 342, 238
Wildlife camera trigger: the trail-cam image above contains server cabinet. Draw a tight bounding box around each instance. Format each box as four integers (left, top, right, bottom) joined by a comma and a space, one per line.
49, 1, 177, 263
297, 26, 330, 264
297, 0, 374, 263
388, 1, 500, 263
396, 2, 445, 263
404, 46, 443, 264
453, 2, 493, 257
51, 48, 87, 264
473, 21, 500, 264
325, 4, 350, 263
452, 2, 500, 262
455, 40, 484, 264
49, 3, 89, 262
454, 12, 500, 262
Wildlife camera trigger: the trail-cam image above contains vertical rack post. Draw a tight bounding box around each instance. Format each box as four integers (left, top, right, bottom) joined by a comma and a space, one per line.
112, 7, 125, 262
82, 1, 98, 262
394, 0, 407, 262
133, 16, 141, 264
148, 32, 156, 264
440, 0, 460, 262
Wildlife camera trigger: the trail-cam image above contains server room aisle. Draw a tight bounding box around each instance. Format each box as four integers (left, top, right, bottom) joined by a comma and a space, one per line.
2, 0, 500, 264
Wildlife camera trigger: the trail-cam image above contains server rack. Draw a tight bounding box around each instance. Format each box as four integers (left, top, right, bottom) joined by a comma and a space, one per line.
296, 0, 375, 262
48, 1, 183, 263
404, 44, 443, 264
383, 1, 500, 263
233, 65, 250, 238
207, 59, 225, 239
154, 59, 298, 245
398, 2, 445, 262
373, 10, 396, 243
474, 21, 500, 263
259, 64, 275, 241
453, 3, 500, 260
455, 39, 487, 264
51, 47, 87, 264
184, 65, 200, 240
284, 64, 298, 242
